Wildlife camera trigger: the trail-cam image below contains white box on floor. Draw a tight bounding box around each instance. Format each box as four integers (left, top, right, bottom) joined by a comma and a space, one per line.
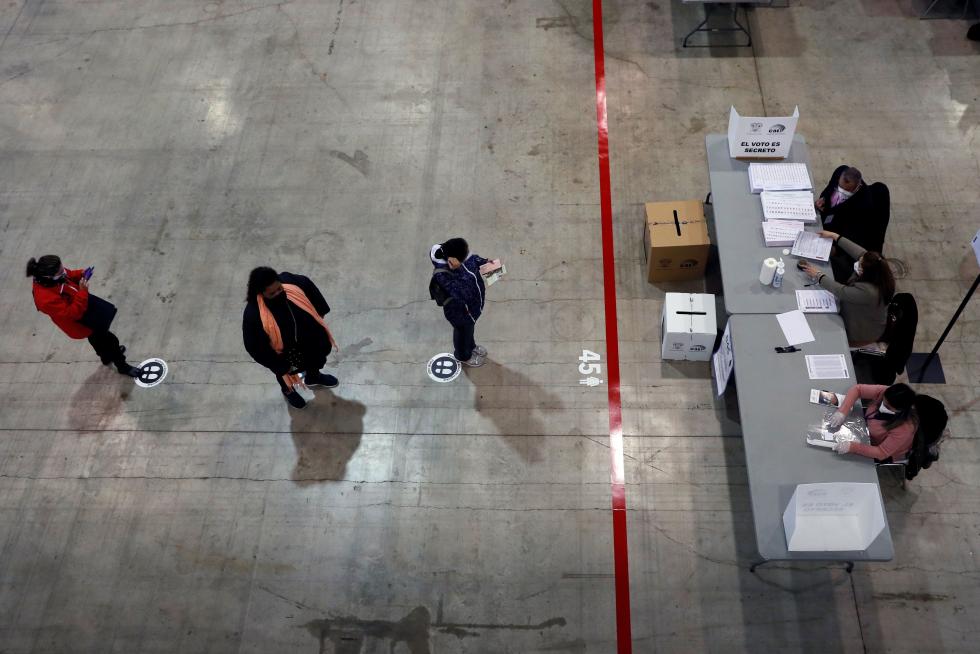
661, 293, 717, 362
783, 483, 886, 552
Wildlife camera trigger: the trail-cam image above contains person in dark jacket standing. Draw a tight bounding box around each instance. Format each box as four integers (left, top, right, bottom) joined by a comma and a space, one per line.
242, 267, 339, 409
27, 255, 140, 377
815, 165, 886, 281
430, 238, 491, 367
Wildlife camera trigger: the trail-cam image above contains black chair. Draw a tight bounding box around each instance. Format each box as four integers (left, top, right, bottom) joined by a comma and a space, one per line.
878, 395, 948, 483
853, 293, 918, 385
868, 182, 890, 255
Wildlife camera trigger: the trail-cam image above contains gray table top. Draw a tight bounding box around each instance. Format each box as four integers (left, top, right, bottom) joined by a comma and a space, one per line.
729, 313, 895, 562
705, 134, 833, 315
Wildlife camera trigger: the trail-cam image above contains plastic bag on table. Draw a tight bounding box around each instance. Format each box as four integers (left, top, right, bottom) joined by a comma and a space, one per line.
805, 407, 869, 450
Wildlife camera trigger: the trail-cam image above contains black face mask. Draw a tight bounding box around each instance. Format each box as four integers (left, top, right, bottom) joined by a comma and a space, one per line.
265, 292, 287, 306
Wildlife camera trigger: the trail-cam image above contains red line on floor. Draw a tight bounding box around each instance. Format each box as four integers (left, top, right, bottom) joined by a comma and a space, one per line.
590, 0, 632, 652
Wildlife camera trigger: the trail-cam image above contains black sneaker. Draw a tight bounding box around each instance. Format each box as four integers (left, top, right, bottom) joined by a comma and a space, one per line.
102, 346, 126, 366
116, 364, 140, 378
283, 390, 307, 409
305, 372, 339, 388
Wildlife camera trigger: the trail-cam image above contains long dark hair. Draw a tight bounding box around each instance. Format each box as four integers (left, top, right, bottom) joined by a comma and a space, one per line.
246, 267, 279, 302
26, 255, 62, 284
881, 383, 916, 429
857, 251, 895, 304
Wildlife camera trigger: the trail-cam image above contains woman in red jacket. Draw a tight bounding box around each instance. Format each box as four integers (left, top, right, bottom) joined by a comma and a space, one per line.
828, 383, 918, 461
27, 255, 140, 377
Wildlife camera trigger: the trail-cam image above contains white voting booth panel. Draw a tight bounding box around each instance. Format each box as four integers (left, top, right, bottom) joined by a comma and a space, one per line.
662, 293, 716, 362
783, 483, 886, 552
728, 106, 799, 159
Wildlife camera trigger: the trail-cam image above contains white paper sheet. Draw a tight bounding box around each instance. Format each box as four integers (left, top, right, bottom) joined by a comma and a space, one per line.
776, 309, 815, 345
805, 354, 850, 380
762, 220, 805, 246
712, 320, 734, 397
761, 191, 817, 221
791, 231, 833, 261
796, 289, 838, 313
748, 163, 813, 193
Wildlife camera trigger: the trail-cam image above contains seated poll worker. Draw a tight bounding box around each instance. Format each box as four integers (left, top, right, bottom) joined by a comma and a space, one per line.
798, 230, 894, 348
827, 383, 918, 461
814, 166, 878, 281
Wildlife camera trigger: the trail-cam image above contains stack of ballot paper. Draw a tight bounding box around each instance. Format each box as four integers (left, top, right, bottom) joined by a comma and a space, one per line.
761, 191, 817, 222
748, 163, 813, 193
762, 220, 805, 247
791, 231, 833, 261
796, 289, 838, 313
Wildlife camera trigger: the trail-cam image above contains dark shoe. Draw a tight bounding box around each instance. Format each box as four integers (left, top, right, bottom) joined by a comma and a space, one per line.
116, 364, 140, 378
102, 345, 126, 366
305, 372, 339, 388
283, 390, 307, 409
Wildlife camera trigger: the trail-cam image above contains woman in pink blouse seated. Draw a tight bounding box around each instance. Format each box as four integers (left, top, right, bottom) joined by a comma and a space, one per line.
828, 383, 918, 461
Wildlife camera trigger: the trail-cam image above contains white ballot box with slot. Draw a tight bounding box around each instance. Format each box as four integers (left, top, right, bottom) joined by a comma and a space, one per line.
661, 293, 717, 362
783, 483, 886, 552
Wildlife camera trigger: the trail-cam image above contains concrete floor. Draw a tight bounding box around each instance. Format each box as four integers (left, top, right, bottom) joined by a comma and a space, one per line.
1, 0, 978, 652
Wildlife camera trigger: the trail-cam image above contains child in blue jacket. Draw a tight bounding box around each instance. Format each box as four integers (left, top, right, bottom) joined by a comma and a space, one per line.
430, 238, 490, 366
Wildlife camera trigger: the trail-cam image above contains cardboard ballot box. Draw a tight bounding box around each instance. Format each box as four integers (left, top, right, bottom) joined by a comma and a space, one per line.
644, 200, 710, 282
661, 293, 716, 362
783, 483, 886, 552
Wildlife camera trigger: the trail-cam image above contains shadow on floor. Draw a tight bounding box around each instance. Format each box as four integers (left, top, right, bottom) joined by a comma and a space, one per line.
718, 437, 859, 654
466, 360, 562, 464
68, 366, 131, 431
288, 391, 366, 485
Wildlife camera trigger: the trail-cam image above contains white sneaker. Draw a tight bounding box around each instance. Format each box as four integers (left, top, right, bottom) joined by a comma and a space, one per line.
473, 345, 487, 357
460, 354, 485, 367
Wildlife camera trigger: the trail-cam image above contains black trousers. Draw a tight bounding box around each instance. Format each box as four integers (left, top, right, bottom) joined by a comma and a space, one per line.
87, 330, 127, 369
275, 350, 328, 393
453, 322, 476, 361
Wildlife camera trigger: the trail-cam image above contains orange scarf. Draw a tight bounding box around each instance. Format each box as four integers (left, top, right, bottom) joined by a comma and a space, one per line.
257, 284, 337, 392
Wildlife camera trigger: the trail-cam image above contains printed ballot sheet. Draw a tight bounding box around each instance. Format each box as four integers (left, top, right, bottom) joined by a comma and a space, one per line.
796, 289, 838, 313
761, 191, 818, 221
776, 310, 815, 345
805, 354, 850, 380
791, 231, 833, 261
748, 163, 813, 193
762, 220, 805, 247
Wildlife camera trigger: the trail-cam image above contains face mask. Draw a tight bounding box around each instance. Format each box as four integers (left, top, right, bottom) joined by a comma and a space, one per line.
878, 403, 896, 415
836, 185, 854, 200
853, 261, 863, 276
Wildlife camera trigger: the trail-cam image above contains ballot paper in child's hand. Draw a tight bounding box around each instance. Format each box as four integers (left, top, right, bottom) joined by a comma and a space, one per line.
480, 259, 506, 286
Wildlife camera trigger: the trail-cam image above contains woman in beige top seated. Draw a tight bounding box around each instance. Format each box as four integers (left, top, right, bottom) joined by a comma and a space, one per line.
799, 230, 894, 347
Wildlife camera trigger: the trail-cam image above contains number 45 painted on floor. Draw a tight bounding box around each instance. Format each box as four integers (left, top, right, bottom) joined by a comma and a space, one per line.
579, 349, 604, 386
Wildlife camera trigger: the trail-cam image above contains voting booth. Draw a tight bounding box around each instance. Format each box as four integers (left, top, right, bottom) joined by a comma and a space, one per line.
661, 293, 716, 362
728, 106, 799, 159
783, 483, 886, 552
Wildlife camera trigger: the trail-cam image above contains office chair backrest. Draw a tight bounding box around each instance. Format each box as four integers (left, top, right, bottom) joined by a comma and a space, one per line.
869, 182, 890, 254
883, 293, 917, 377
904, 394, 948, 481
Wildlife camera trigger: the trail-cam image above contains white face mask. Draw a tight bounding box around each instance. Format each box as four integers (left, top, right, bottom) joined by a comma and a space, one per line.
853, 261, 863, 276
836, 185, 854, 200
878, 403, 896, 415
